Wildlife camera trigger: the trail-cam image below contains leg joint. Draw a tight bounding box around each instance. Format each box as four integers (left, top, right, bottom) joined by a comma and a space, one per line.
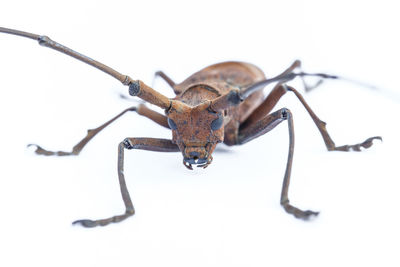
280, 198, 289, 206
123, 138, 133, 149
281, 108, 291, 120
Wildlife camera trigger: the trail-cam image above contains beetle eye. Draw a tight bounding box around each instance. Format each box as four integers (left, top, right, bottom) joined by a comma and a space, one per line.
168, 118, 177, 130
211, 113, 224, 131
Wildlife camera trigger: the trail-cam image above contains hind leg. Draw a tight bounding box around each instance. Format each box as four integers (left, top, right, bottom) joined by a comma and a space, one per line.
272, 59, 324, 92
240, 84, 381, 151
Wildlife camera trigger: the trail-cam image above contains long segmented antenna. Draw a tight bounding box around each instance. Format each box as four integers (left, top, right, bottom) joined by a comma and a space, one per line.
240, 72, 339, 99
211, 71, 340, 111
0, 26, 171, 110
0, 27, 133, 85
211, 69, 379, 112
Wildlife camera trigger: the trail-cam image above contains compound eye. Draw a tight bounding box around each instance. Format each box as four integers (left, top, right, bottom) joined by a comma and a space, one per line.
211, 113, 224, 131
167, 118, 177, 130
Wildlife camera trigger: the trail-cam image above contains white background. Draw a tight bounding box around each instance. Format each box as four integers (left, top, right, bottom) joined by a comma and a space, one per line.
0, 1, 399, 266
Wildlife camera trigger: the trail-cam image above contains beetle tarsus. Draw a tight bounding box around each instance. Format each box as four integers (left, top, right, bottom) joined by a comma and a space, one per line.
332, 136, 382, 151
282, 202, 319, 220
27, 144, 74, 156
72, 210, 135, 227
72, 219, 98, 228
27, 144, 54, 156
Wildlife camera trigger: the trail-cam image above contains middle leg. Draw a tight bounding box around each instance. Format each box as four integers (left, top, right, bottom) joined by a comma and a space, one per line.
153, 70, 182, 95
30, 104, 170, 156
154, 71, 176, 89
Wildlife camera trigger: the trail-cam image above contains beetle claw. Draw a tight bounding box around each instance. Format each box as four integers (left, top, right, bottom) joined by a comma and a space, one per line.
283, 202, 319, 220
333, 136, 382, 152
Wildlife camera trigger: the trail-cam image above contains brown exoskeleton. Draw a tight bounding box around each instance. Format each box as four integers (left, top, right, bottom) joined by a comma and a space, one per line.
0, 27, 381, 227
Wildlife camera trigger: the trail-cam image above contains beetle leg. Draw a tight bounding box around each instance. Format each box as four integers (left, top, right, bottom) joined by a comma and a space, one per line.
29, 104, 170, 156
154, 71, 182, 95
73, 138, 179, 227
241, 84, 381, 151
240, 84, 288, 129
154, 71, 176, 88
281, 60, 324, 92
239, 108, 319, 220
284, 85, 382, 151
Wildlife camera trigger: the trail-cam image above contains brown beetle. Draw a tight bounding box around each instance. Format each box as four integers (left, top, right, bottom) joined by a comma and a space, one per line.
0, 27, 381, 227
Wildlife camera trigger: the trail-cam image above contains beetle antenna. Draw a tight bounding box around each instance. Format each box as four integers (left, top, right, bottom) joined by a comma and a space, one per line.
296, 72, 378, 91
0, 27, 133, 84
241, 71, 378, 100
211, 70, 381, 112
1, 26, 172, 110
333, 76, 378, 90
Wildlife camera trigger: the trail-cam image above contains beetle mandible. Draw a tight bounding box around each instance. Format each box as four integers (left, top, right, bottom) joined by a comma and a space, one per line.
0, 27, 381, 227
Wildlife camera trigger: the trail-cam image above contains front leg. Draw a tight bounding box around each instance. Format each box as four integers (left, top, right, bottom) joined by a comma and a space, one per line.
239, 108, 318, 220
73, 138, 179, 227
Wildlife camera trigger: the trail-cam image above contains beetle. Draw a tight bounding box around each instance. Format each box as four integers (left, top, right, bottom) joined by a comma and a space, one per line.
0, 27, 381, 227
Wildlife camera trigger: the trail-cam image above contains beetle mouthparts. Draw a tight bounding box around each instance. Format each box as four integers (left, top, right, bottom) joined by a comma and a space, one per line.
182, 156, 213, 170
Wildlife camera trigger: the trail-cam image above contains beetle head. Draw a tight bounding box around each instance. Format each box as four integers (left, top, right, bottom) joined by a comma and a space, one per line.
166, 100, 224, 169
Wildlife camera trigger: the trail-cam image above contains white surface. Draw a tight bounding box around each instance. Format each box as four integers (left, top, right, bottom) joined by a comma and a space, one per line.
0, 1, 399, 266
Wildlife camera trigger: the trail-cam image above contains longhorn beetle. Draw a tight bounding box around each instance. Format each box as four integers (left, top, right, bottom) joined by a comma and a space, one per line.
0, 27, 381, 227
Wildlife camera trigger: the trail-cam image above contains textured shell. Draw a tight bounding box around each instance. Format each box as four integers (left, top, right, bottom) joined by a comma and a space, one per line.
173, 61, 266, 145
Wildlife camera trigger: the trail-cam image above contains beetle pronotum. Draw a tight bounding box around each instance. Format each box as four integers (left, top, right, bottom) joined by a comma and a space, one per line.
0, 27, 381, 227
